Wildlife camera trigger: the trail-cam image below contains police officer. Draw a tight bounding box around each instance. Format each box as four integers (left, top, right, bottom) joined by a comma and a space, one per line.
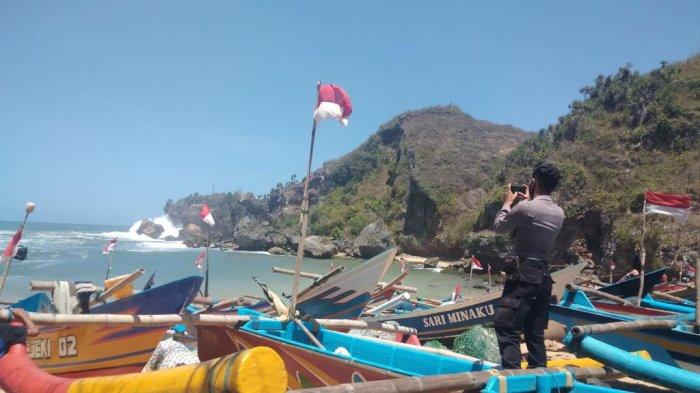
493, 163, 564, 369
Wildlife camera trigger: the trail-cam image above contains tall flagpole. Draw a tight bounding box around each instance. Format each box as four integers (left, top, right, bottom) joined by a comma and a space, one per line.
288, 82, 321, 319
468, 257, 474, 298
205, 225, 210, 298
636, 190, 647, 306
105, 253, 112, 280
487, 264, 492, 292
0, 203, 35, 298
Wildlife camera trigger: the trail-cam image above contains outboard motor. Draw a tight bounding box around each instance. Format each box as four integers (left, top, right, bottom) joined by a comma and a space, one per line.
75, 282, 98, 314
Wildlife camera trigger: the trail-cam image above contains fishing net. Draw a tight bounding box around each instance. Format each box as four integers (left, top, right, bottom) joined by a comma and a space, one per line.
424, 340, 447, 350
451, 325, 501, 363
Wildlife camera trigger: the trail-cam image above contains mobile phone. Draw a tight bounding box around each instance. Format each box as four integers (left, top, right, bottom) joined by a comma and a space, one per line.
510, 184, 527, 194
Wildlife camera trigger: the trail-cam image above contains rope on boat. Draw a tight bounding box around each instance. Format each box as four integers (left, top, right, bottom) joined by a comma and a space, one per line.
571, 319, 678, 337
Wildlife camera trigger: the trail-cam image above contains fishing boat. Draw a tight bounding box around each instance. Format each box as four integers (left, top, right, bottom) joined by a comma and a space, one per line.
550, 287, 699, 373
363, 262, 586, 343
597, 268, 667, 298
198, 308, 497, 389
14, 275, 202, 377
0, 341, 286, 393
284, 248, 396, 320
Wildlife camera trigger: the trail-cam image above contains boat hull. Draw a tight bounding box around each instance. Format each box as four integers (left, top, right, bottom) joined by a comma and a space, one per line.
25, 276, 202, 377
366, 263, 585, 342
551, 292, 700, 373
198, 325, 403, 389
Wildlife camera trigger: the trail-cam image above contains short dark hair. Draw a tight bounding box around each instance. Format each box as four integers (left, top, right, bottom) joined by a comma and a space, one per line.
532, 163, 561, 193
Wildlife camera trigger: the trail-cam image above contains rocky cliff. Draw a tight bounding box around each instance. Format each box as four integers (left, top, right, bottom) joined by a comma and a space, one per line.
165, 106, 528, 257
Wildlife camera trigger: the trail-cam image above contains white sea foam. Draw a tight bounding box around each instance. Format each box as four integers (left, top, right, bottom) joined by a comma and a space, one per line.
99, 214, 187, 250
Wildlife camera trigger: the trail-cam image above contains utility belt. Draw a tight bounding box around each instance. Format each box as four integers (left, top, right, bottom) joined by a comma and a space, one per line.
503, 255, 550, 284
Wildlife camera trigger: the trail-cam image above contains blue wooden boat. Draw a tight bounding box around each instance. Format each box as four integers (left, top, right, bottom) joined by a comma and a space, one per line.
199, 308, 497, 389
564, 330, 700, 392
294, 248, 396, 320
364, 263, 586, 342
481, 371, 630, 393
11, 276, 202, 377
598, 268, 667, 299
550, 288, 699, 373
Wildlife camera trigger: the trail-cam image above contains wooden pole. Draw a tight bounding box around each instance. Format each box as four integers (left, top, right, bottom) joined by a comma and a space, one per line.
487, 264, 492, 292
273, 266, 417, 293
289, 83, 327, 320
0, 205, 33, 298
571, 318, 677, 337
89, 268, 144, 307
290, 367, 619, 393
29, 280, 57, 291
636, 191, 647, 306
695, 258, 700, 332
0, 309, 417, 334
205, 225, 210, 297
468, 257, 473, 297
651, 290, 689, 304
105, 253, 113, 280
566, 283, 632, 306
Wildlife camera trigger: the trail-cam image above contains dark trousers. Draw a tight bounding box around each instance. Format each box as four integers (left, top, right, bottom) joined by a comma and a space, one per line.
494, 264, 552, 369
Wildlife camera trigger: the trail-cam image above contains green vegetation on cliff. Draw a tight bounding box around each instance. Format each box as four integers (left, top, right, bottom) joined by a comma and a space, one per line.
482, 56, 700, 270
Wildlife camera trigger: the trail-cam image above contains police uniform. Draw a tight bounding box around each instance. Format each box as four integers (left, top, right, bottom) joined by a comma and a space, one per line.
493, 195, 564, 369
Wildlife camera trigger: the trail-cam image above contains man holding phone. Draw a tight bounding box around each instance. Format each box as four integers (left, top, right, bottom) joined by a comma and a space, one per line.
492, 163, 564, 369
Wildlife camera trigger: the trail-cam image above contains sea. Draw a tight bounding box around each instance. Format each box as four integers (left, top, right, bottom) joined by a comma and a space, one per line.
0, 217, 486, 304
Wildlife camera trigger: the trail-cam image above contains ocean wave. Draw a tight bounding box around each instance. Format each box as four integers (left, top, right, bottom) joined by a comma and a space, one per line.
98, 214, 186, 251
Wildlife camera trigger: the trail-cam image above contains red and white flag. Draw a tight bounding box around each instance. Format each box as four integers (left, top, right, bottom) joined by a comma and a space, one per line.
199, 204, 215, 227
102, 238, 117, 255
1, 227, 23, 265
471, 256, 483, 271
195, 250, 207, 270
313, 84, 353, 126
644, 191, 692, 224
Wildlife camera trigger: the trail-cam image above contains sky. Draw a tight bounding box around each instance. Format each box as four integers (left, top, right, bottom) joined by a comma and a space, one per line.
1, 2, 699, 226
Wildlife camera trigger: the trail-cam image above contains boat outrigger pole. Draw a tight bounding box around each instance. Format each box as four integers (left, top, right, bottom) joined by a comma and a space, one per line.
289, 82, 321, 319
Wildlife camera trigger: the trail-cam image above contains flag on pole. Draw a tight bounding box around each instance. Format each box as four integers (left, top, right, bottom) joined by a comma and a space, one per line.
102, 238, 117, 255
199, 204, 215, 227
195, 250, 207, 270
1, 227, 23, 265
610, 260, 616, 270
471, 256, 483, 271
644, 191, 692, 223
313, 84, 353, 126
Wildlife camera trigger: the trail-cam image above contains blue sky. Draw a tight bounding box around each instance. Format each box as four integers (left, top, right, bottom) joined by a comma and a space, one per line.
1, 1, 699, 225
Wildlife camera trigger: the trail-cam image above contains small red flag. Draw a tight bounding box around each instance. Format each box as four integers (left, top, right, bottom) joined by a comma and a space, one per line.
471, 256, 483, 271
102, 238, 117, 255
199, 204, 215, 227
1, 227, 23, 264
195, 250, 207, 270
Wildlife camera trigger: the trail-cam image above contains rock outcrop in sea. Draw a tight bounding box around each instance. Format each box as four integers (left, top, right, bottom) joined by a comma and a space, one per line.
136, 218, 164, 239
